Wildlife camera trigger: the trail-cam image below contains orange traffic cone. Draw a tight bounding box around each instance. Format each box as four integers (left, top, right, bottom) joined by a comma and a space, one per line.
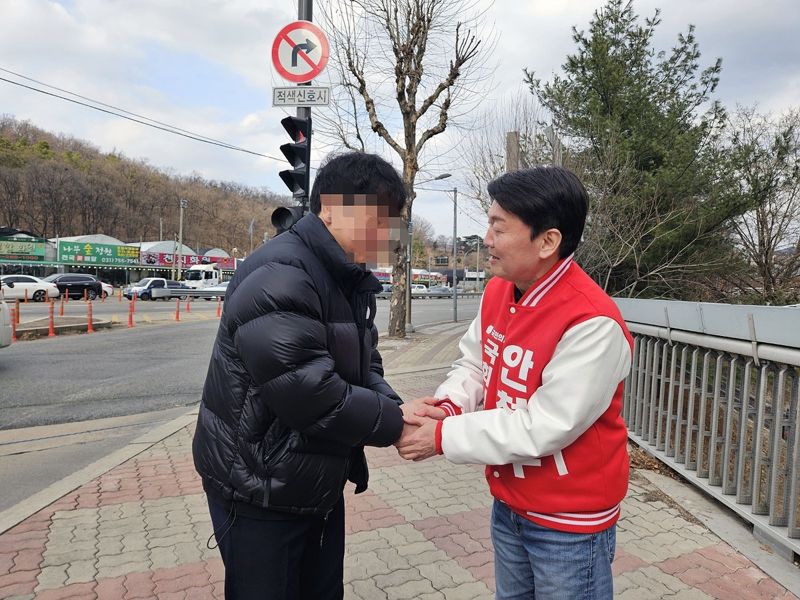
87, 300, 94, 334
48, 301, 56, 337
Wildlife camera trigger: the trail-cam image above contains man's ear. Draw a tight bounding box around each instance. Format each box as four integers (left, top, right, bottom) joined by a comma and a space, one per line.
319, 204, 333, 225
539, 228, 562, 259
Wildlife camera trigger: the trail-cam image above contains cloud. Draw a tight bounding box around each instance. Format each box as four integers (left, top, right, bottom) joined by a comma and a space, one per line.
0, 0, 797, 237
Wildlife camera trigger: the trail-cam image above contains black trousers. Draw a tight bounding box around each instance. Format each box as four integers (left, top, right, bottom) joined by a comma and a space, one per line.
207, 494, 345, 600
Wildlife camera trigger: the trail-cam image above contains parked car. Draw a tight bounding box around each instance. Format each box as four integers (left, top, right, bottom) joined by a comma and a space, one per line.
411, 284, 428, 297
42, 273, 102, 300
72, 274, 113, 298
426, 285, 453, 298
0, 280, 13, 349
124, 278, 191, 301
0, 275, 60, 302
377, 284, 392, 299
154, 280, 193, 301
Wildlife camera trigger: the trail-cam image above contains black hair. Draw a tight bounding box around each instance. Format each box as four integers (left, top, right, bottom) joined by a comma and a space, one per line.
486, 166, 587, 258
309, 152, 406, 216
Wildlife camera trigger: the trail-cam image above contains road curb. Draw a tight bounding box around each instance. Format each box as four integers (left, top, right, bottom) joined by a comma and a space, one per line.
16, 317, 113, 339
0, 407, 199, 535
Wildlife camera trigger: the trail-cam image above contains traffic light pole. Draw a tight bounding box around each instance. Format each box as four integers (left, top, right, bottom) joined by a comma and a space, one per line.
272, 0, 315, 233
297, 0, 312, 213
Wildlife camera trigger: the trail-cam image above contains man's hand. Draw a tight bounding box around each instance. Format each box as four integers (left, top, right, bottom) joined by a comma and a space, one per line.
401, 396, 447, 421
395, 421, 418, 448
396, 414, 438, 461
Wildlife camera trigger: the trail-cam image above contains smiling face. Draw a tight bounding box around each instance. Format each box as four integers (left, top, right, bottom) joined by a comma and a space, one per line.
319, 194, 405, 265
483, 201, 562, 292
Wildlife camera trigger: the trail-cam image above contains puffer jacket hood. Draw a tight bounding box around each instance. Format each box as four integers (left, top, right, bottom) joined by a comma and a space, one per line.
192, 213, 404, 516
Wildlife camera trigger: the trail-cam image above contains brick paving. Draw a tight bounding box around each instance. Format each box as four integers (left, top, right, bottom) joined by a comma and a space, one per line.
0, 323, 797, 599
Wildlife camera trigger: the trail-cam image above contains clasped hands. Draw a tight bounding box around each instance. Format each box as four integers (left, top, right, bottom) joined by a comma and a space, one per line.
394, 397, 445, 462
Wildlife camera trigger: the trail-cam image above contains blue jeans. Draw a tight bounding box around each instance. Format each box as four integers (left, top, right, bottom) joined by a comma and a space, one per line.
491, 500, 616, 600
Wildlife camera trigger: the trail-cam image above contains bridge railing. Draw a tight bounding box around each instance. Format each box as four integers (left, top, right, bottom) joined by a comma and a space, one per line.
616, 299, 800, 561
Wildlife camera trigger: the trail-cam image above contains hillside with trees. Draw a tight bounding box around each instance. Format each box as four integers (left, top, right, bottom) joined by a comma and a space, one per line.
0, 116, 287, 255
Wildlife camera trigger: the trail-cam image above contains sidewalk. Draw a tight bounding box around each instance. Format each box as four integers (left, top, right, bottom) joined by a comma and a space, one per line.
1, 322, 798, 599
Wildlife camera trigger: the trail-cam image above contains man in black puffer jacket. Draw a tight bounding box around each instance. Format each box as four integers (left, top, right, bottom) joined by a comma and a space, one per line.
193, 152, 409, 599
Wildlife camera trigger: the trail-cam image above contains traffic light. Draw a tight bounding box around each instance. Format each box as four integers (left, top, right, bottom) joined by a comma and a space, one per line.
271, 206, 305, 235
278, 115, 312, 203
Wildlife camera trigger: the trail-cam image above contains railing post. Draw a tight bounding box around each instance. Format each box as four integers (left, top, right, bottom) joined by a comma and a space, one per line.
721, 357, 740, 495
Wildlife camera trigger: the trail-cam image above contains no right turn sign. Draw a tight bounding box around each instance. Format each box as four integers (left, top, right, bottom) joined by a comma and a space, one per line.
271, 21, 330, 84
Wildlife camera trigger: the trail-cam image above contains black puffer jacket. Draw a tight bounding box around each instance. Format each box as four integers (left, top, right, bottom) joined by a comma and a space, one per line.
192, 214, 404, 516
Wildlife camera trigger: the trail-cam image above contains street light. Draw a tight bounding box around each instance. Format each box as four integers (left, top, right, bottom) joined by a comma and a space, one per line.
176, 198, 188, 281
405, 173, 452, 332
451, 187, 458, 322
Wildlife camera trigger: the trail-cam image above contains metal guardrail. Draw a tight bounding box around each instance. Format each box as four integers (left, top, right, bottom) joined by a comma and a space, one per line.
377, 291, 483, 299
619, 301, 800, 560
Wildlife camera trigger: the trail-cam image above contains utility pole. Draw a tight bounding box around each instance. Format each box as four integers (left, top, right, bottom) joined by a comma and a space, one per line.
452, 187, 458, 322
159, 218, 163, 241
298, 0, 312, 211
545, 126, 563, 167
177, 198, 188, 281
475, 239, 482, 291
506, 131, 520, 171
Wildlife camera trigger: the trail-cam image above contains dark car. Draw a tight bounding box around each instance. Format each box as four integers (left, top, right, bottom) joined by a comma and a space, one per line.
43, 273, 103, 300
377, 283, 392, 299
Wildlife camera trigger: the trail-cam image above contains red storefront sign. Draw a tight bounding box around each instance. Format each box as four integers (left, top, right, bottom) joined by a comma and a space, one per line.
139, 252, 235, 270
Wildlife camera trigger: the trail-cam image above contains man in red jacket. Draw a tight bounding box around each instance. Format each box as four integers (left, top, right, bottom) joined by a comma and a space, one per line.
398, 166, 633, 600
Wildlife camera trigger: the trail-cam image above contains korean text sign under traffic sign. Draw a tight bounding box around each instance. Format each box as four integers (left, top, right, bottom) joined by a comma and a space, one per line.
272, 86, 330, 107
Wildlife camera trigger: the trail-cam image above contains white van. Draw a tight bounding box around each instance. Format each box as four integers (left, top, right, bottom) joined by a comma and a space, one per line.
184, 263, 221, 289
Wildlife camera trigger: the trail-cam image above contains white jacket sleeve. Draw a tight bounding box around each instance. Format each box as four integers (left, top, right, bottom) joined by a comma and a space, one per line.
433, 297, 484, 414
440, 316, 631, 465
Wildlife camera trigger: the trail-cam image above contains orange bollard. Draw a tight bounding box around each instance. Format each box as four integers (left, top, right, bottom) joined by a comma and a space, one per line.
216, 297, 221, 318
64, 289, 69, 304
83, 288, 87, 302
59, 294, 65, 317
48, 301, 56, 337
175, 297, 181, 322
24, 289, 28, 303
132, 291, 137, 314
186, 300, 191, 313
101, 290, 106, 303
87, 300, 94, 334
118, 288, 123, 302
10, 308, 16, 343
127, 300, 134, 328
14, 298, 20, 324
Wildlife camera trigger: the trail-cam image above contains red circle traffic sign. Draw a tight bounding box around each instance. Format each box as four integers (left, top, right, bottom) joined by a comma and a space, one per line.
271, 21, 330, 84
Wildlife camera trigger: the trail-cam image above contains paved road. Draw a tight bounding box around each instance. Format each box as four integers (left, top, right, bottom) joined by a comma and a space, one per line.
2, 297, 480, 429
0, 298, 479, 511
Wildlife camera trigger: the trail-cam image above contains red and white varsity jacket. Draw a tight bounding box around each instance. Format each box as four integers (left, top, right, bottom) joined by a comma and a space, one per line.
433, 256, 633, 533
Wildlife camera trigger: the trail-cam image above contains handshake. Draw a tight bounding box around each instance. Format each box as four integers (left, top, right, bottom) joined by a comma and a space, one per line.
394, 397, 446, 462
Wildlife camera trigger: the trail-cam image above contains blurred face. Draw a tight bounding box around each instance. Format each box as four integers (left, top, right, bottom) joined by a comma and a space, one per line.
319, 194, 405, 265
483, 201, 562, 291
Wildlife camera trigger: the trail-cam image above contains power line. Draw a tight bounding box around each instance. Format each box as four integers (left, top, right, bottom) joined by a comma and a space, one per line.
0, 70, 284, 162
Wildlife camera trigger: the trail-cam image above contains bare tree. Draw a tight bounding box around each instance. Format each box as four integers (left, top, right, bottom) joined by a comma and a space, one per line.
721, 107, 800, 304
318, 0, 493, 336
462, 91, 550, 213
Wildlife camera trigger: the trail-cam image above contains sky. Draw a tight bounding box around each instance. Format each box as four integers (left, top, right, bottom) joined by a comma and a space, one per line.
1, 0, 798, 239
